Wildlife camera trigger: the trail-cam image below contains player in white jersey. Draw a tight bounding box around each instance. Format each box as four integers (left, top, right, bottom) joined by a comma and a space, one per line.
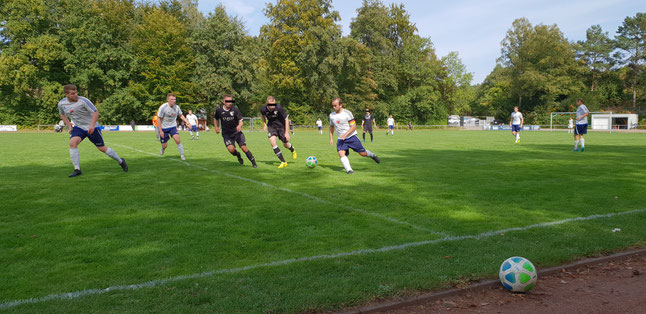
58, 84, 128, 177
316, 118, 323, 134
329, 98, 380, 174
386, 115, 395, 135
573, 98, 589, 152
157, 93, 191, 160
186, 110, 199, 140
568, 117, 574, 134
510, 106, 524, 143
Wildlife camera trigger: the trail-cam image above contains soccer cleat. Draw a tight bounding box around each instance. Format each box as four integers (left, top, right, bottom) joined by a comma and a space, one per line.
180, 155, 186, 161
371, 155, 381, 164
347, 170, 354, 174
119, 158, 128, 172
580, 147, 585, 152
292, 150, 297, 159
237, 155, 244, 165
278, 162, 288, 168
68, 169, 82, 177
252, 163, 258, 168
160, 148, 165, 155
573, 148, 579, 152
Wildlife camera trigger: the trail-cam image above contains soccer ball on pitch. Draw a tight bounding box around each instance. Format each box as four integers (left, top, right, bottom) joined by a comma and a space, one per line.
499, 256, 538, 293
305, 156, 318, 168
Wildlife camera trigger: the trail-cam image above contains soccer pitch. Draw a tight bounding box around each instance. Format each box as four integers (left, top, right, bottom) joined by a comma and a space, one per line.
1, 130, 645, 312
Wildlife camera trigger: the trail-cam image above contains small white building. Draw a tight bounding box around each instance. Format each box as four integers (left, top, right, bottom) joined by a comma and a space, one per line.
591, 113, 639, 130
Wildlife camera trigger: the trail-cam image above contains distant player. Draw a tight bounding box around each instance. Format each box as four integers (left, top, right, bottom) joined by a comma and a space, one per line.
58, 84, 128, 177
157, 93, 191, 160
152, 114, 160, 140
316, 118, 323, 135
573, 98, 589, 152
329, 98, 380, 174
289, 119, 294, 135
214, 94, 258, 168
186, 109, 199, 140
568, 117, 574, 134
387, 115, 395, 135
408, 121, 413, 131
361, 109, 377, 143
260, 96, 297, 168
510, 106, 524, 143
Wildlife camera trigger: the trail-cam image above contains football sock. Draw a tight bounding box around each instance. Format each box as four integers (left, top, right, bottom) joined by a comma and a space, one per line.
574, 140, 579, 149
516, 134, 520, 141
177, 143, 185, 156
231, 151, 240, 157
273, 146, 286, 162
370, 133, 373, 142
365, 150, 376, 158
363, 133, 366, 141
189, 131, 194, 137
245, 150, 256, 164
580, 138, 585, 147
70, 148, 80, 170
104, 147, 121, 162
196, 132, 199, 139
340, 156, 352, 172
287, 143, 294, 152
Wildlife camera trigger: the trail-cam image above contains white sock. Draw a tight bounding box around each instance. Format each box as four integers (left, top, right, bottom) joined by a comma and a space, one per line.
105, 147, 121, 162
70, 148, 80, 170
574, 140, 579, 149
340, 156, 352, 172
189, 131, 194, 137
365, 150, 376, 158
580, 138, 585, 147
516, 134, 520, 141
196, 132, 199, 139
177, 143, 185, 156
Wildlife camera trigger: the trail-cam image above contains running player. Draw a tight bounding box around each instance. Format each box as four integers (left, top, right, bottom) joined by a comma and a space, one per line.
214, 95, 258, 168
157, 93, 191, 160
260, 96, 297, 168
387, 115, 395, 135
361, 109, 377, 143
329, 98, 380, 174
186, 109, 199, 140
510, 106, 524, 143
316, 118, 323, 135
573, 99, 589, 152
58, 84, 128, 177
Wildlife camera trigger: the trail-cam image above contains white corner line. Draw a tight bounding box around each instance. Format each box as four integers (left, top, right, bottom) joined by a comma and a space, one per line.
2, 208, 645, 310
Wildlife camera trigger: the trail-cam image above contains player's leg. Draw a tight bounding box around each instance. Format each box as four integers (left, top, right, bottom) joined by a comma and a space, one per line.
68, 133, 84, 177
237, 133, 257, 168
194, 125, 199, 140
579, 125, 586, 151
160, 128, 171, 155
351, 136, 380, 164
269, 135, 286, 165
362, 131, 366, 142
369, 130, 373, 143
281, 134, 296, 159
90, 129, 128, 172
171, 133, 185, 160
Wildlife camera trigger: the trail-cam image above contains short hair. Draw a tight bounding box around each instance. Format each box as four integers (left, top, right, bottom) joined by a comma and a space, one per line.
266, 96, 276, 104
332, 97, 342, 105
63, 84, 77, 93
577, 98, 583, 102
167, 93, 176, 98
223, 94, 232, 99
514, 106, 519, 109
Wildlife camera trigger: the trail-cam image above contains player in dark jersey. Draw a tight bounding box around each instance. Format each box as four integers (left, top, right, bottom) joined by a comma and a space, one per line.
213, 95, 257, 168
361, 109, 377, 143
260, 96, 297, 168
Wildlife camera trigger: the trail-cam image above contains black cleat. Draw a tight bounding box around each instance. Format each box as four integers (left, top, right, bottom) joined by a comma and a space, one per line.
119, 158, 128, 172
68, 169, 82, 177
347, 170, 354, 174
237, 155, 244, 165
252, 163, 258, 168
372, 155, 381, 164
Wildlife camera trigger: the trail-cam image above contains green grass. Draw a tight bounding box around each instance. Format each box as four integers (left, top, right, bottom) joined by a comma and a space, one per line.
1, 129, 645, 312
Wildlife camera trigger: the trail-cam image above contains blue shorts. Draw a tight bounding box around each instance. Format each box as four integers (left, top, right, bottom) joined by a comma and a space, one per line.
512, 124, 521, 132
575, 124, 588, 135
318, 126, 322, 131
337, 135, 366, 154
70, 126, 105, 147
191, 125, 198, 132
388, 125, 394, 130
160, 127, 179, 143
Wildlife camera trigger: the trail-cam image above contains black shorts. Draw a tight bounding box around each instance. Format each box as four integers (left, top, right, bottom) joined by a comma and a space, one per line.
222, 132, 246, 147
267, 126, 288, 143
363, 127, 373, 133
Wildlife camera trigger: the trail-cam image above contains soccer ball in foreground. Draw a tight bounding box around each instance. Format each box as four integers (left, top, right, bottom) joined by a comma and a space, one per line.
305, 156, 318, 168
499, 256, 538, 293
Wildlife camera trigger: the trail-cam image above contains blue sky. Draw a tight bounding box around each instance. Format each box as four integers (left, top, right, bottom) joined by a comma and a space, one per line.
197, 0, 643, 84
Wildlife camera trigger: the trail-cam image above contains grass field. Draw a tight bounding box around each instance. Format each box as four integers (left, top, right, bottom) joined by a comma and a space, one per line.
1, 129, 645, 312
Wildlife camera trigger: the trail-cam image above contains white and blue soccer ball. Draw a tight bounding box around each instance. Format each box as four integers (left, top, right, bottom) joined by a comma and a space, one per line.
305, 156, 318, 168
499, 256, 538, 293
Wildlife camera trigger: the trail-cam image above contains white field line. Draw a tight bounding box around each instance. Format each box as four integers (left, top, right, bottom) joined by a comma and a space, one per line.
109, 143, 446, 236
2, 208, 645, 310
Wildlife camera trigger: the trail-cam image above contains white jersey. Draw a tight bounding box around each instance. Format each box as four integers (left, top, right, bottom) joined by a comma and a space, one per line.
511, 112, 523, 125
576, 104, 589, 125
186, 114, 198, 126
316, 120, 322, 127
329, 109, 357, 139
57, 96, 99, 131
568, 119, 574, 127
157, 103, 183, 129
387, 118, 395, 126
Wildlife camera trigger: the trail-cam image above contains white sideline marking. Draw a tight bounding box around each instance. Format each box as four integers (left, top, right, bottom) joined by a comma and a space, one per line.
2, 208, 645, 310
109, 143, 445, 236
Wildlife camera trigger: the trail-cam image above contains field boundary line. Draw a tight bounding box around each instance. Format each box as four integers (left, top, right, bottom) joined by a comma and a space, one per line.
2, 208, 645, 310
108, 143, 446, 236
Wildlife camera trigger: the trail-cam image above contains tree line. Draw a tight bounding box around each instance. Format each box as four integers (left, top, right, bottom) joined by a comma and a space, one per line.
1, 0, 644, 126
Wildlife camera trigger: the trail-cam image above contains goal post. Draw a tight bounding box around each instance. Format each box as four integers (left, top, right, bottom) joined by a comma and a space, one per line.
549, 112, 613, 133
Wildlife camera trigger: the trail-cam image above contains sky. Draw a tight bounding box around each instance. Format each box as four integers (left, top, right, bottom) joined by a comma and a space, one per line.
197, 0, 643, 84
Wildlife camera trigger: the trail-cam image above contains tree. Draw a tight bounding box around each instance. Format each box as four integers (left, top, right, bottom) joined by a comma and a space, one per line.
615, 12, 646, 109
441, 52, 475, 114
575, 25, 614, 93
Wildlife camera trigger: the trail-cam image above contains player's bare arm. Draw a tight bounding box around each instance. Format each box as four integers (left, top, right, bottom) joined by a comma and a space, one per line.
236, 119, 243, 133
329, 125, 335, 146
213, 118, 220, 134
261, 116, 268, 132
89, 110, 99, 134
284, 117, 290, 141
341, 122, 357, 140
180, 114, 191, 129
60, 114, 73, 133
